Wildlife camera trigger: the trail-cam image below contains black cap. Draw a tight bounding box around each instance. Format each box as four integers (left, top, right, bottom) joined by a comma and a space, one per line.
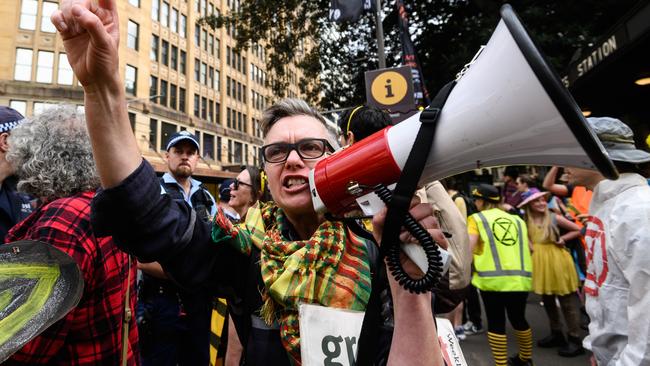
471, 184, 501, 203
165, 130, 200, 151
220, 179, 235, 202
0, 106, 26, 133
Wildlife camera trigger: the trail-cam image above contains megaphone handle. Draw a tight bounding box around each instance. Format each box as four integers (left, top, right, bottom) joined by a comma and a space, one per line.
374, 184, 444, 294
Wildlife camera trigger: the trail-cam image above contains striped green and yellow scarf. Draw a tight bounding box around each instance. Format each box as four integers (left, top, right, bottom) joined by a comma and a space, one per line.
212, 202, 373, 364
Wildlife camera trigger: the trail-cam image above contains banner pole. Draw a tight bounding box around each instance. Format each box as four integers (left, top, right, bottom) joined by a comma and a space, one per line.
375, 0, 386, 69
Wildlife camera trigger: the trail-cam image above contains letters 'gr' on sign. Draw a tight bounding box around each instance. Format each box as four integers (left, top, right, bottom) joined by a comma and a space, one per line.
365, 66, 415, 113
299, 303, 364, 366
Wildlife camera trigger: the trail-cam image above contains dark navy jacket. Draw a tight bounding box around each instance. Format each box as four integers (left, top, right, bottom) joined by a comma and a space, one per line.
0, 176, 34, 243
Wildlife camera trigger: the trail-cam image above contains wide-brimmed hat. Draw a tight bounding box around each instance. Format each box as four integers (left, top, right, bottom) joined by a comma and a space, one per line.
471, 184, 501, 203
587, 117, 650, 164
517, 188, 550, 208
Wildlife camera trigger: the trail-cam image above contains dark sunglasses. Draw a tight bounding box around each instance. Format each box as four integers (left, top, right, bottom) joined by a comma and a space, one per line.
233, 179, 253, 190
261, 138, 334, 163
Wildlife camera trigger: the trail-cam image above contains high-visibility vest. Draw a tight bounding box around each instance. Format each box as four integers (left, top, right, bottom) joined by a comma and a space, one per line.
471, 208, 532, 292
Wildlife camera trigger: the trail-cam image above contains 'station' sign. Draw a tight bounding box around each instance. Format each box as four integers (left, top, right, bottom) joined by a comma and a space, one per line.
299, 303, 467, 366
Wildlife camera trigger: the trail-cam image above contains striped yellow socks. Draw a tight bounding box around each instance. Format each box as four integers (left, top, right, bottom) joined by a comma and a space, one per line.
487, 332, 508, 366
514, 328, 533, 362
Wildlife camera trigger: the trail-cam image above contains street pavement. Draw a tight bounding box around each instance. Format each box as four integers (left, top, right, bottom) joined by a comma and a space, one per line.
458, 294, 590, 365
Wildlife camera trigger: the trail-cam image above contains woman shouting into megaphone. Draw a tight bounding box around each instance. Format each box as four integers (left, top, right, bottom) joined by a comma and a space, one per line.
50, 1, 448, 365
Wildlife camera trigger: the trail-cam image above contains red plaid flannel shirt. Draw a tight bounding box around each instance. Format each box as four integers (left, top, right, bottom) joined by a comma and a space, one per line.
4, 191, 138, 365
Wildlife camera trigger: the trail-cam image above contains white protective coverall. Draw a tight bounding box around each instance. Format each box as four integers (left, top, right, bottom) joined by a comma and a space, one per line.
582, 173, 650, 365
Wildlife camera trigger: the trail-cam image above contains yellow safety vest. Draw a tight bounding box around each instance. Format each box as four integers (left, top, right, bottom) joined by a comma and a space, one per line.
471, 208, 532, 292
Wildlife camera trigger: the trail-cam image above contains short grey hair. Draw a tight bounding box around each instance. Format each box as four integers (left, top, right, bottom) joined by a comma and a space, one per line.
261, 98, 339, 148
7, 105, 100, 201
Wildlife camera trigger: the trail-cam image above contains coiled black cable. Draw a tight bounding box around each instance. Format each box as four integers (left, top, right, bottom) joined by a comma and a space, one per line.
373, 184, 444, 294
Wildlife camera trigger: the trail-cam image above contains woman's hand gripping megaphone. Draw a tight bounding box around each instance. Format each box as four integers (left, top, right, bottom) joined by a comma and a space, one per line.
371, 196, 450, 280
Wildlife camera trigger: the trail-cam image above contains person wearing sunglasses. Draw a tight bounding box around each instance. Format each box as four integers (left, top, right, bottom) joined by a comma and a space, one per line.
52, 3, 446, 364
228, 166, 265, 221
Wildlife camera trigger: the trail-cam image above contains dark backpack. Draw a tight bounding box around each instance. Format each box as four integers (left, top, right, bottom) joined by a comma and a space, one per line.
452, 192, 478, 216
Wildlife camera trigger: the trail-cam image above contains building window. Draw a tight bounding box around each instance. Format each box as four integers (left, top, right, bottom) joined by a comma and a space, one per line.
160, 122, 178, 151
194, 58, 200, 82
217, 136, 222, 161
19, 0, 37, 30
150, 34, 159, 61
208, 99, 214, 122
203, 133, 214, 160
200, 62, 207, 85
170, 45, 178, 70
226, 107, 231, 128
149, 119, 158, 150
129, 112, 136, 132
159, 80, 168, 106
194, 25, 200, 46
201, 30, 207, 51
233, 141, 242, 164
201, 97, 207, 119
161, 1, 169, 27
193, 94, 200, 117
170, 84, 177, 109
127, 20, 139, 50
33, 102, 57, 115
41, 1, 58, 33
14, 48, 32, 81
208, 35, 214, 55
161, 40, 169, 66
57, 53, 73, 85
151, 0, 159, 21
125, 64, 137, 95
36, 51, 54, 83
214, 70, 220, 92
215, 38, 220, 58
226, 46, 230, 65
180, 14, 187, 38
160, 122, 176, 150
179, 87, 186, 112
129, 0, 140, 7
215, 102, 220, 124
228, 139, 232, 163
9, 100, 27, 116
149, 76, 158, 98
180, 50, 186, 75
171, 8, 178, 33
208, 66, 214, 89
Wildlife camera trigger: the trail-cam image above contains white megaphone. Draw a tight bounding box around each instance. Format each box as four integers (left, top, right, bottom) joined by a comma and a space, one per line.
309, 4, 618, 219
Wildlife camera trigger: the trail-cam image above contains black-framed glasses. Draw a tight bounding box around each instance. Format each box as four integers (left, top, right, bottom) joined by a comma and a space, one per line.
233, 179, 253, 190
261, 138, 334, 163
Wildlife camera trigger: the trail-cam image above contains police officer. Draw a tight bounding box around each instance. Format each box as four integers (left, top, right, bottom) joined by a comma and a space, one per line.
0, 106, 34, 242
137, 130, 217, 366
468, 184, 534, 366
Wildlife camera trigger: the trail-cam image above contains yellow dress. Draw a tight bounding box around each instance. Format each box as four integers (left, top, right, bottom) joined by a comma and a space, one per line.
530, 223, 579, 295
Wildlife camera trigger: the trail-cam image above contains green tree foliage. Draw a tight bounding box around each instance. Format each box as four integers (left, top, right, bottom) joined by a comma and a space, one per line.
202, 0, 638, 110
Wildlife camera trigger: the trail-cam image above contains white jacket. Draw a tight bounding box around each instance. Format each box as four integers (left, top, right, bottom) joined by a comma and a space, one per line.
583, 173, 650, 365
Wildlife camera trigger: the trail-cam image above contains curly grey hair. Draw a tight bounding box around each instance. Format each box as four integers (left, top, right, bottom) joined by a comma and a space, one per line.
7, 105, 100, 201
261, 98, 339, 148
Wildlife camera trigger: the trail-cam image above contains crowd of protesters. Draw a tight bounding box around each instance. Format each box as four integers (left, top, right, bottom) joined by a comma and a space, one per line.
2, 0, 650, 365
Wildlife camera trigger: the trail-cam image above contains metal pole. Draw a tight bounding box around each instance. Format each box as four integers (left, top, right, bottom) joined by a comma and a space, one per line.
375, 0, 386, 69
